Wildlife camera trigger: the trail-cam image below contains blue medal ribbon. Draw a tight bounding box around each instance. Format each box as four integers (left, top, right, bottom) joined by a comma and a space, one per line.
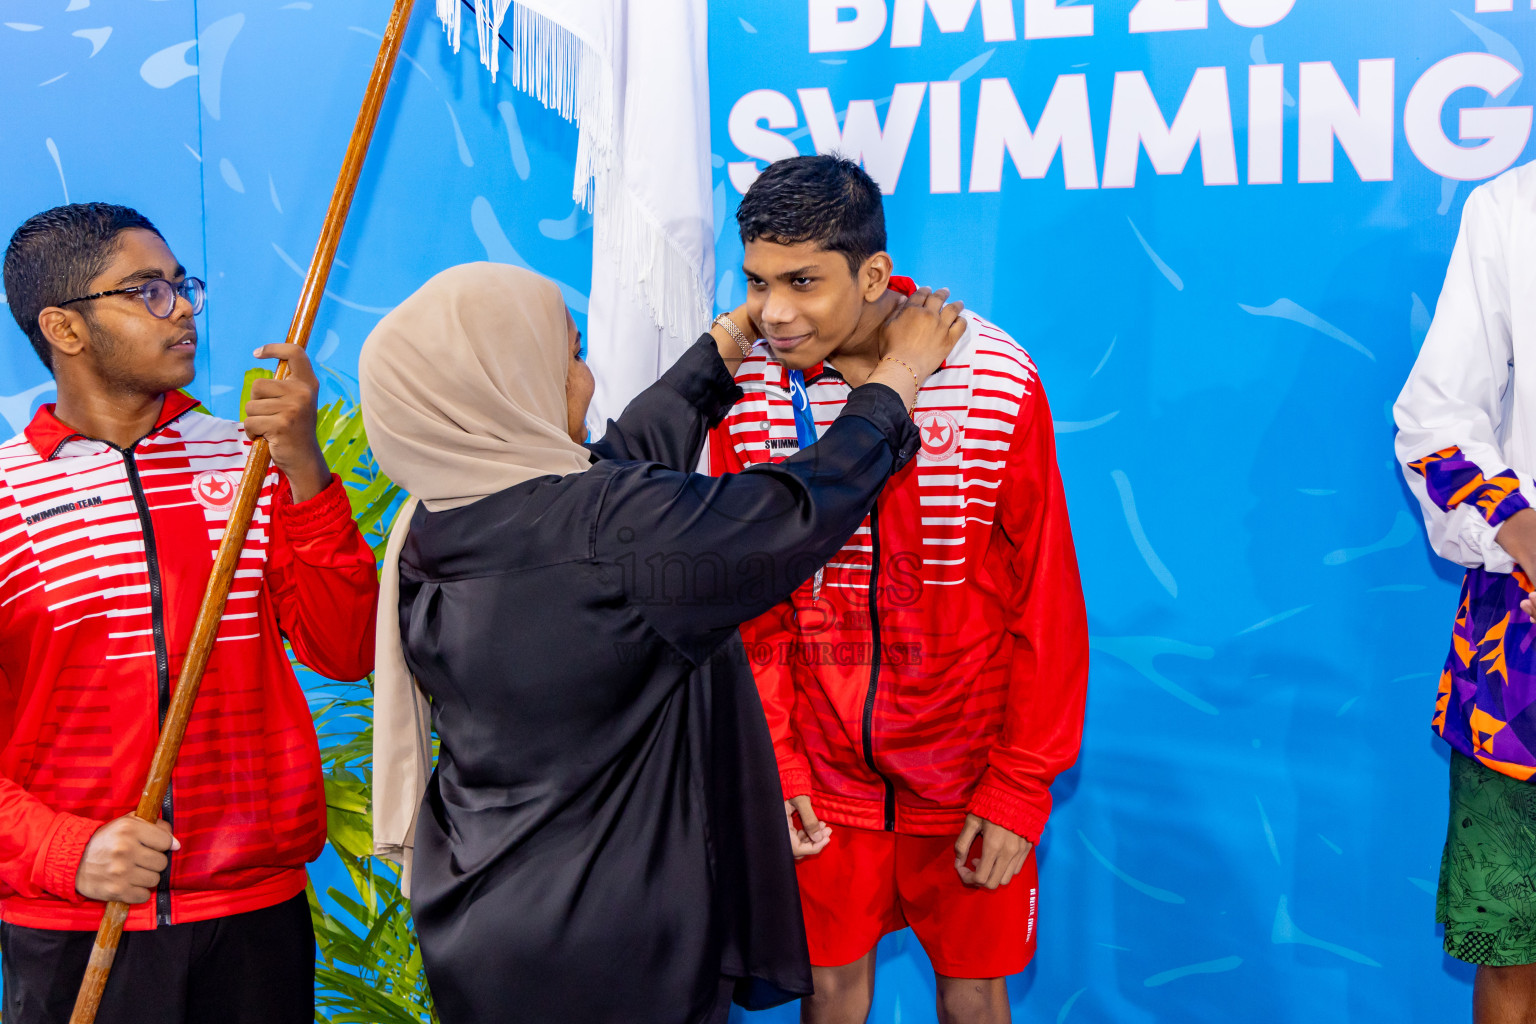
788, 369, 828, 601
788, 369, 820, 450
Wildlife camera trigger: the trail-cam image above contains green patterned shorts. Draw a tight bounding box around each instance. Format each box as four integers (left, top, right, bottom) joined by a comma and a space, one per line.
1438, 750, 1536, 966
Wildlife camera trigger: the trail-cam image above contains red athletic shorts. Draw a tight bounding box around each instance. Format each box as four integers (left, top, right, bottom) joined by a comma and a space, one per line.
794, 824, 1039, 978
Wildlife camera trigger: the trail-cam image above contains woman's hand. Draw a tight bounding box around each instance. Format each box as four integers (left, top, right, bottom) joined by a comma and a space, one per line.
862, 287, 966, 406
880, 287, 966, 381
710, 304, 759, 373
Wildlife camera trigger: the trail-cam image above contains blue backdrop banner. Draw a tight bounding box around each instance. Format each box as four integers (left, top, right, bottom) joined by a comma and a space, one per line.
3, 1, 1536, 1021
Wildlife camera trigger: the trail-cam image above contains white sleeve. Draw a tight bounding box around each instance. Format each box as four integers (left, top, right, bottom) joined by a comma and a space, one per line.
1393, 181, 1529, 572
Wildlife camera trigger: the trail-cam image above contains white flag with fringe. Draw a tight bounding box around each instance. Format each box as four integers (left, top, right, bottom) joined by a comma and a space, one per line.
436, 0, 715, 431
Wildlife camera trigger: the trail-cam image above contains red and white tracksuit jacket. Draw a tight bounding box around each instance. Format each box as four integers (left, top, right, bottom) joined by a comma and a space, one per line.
708, 284, 1089, 842
0, 392, 377, 931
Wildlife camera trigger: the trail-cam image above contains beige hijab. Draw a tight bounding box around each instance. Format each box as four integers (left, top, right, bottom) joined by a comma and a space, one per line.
360, 262, 592, 893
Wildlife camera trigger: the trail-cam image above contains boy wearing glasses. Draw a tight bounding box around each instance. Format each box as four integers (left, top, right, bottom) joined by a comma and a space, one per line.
0, 203, 378, 1023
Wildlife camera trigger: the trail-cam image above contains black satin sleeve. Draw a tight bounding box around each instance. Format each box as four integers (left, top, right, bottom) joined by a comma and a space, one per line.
592, 382, 920, 660
584, 334, 743, 470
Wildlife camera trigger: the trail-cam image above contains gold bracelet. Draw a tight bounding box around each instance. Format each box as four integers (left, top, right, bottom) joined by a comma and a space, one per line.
712, 314, 752, 358
881, 355, 920, 390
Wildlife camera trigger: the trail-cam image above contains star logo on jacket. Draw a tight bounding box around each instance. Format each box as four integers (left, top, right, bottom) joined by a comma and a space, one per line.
191, 470, 240, 512
915, 409, 961, 461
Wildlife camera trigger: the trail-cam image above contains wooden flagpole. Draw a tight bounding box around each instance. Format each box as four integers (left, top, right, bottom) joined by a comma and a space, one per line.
68, 1, 417, 1020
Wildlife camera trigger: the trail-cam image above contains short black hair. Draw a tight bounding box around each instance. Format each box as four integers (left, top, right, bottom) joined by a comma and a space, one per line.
3, 203, 163, 370
736, 155, 886, 275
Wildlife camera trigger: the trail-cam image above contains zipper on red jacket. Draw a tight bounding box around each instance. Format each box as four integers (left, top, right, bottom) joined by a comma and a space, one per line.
861, 503, 897, 831
119, 445, 175, 928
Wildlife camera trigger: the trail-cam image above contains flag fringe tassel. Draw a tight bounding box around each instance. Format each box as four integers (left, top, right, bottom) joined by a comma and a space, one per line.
435, 0, 711, 337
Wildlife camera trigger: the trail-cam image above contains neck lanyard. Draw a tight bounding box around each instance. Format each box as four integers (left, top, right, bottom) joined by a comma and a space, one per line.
788, 370, 820, 449
788, 368, 829, 601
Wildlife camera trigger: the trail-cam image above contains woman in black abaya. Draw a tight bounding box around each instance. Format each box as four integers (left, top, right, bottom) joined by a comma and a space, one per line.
360, 263, 961, 1024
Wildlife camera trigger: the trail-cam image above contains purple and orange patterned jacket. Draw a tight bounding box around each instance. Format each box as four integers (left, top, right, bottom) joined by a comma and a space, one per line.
1395, 162, 1536, 781
1404, 449, 1532, 778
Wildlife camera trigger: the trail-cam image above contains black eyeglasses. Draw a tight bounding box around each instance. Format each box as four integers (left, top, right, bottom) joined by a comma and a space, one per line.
58, 277, 206, 319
